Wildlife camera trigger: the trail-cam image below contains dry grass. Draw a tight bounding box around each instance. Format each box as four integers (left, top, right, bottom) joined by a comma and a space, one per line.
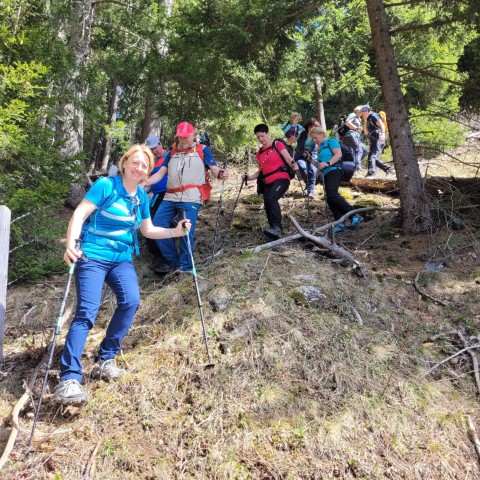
1, 140, 480, 479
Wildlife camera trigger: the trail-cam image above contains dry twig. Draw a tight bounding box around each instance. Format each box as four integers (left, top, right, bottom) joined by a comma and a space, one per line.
414, 271, 449, 307
424, 344, 480, 376
466, 415, 480, 468
458, 331, 480, 397
82, 439, 102, 479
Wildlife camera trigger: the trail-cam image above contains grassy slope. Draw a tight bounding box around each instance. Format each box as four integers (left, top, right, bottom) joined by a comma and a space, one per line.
1, 149, 480, 479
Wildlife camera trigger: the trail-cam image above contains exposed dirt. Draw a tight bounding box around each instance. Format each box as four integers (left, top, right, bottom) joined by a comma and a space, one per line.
1, 142, 480, 479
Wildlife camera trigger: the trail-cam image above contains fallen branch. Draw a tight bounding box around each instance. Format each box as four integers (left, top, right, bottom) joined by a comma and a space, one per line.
289, 215, 361, 267
414, 272, 449, 307
424, 344, 480, 376
249, 207, 400, 253
82, 439, 102, 479
351, 306, 363, 326
458, 331, 480, 397
0, 391, 30, 470
466, 415, 480, 468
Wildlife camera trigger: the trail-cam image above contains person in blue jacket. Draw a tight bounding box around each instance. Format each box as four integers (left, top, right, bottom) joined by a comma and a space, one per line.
309, 127, 363, 233
53, 144, 191, 405
144, 135, 171, 274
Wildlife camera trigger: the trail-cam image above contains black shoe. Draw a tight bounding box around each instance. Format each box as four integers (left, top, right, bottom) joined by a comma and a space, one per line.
384, 167, 394, 176
264, 226, 282, 238
365, 172, 375, 179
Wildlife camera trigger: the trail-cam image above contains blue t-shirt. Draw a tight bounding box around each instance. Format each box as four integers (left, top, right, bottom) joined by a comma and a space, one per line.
82, 176, 150, 262
318, 138, 342, 175
367, 112, 382, 133
162, 145, 216, 168
150, 155, 168, 194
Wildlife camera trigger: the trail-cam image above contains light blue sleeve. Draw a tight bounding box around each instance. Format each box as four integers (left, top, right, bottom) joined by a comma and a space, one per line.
139, 188, 150, 219
84, 177, 114, 208
281, 121, 291, 135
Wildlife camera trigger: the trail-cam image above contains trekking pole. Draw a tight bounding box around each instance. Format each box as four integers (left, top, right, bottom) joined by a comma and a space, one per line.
225, 176, 246, 232
210, 160, 228, 263
28, 241, 80, 449
181, 210, 214, 369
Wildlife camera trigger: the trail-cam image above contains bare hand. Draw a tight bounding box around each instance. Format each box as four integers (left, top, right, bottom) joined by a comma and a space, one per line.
220, 168, 230, 180
291, 162, 299, 172
64, 245, 83, 266
177, 218, 192, 235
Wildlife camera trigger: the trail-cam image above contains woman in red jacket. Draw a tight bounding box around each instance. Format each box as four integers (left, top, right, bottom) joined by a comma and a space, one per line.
245, 123, 298, 239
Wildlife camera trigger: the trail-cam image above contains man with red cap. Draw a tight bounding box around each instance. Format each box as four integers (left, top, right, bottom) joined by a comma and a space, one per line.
145, 122, 229, 274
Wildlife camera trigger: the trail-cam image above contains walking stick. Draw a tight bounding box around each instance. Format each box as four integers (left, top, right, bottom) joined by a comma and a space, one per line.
225, 176, 246, 232
28, 241, 81, 449
181, 210, 214, 369
210, 160, 228, 263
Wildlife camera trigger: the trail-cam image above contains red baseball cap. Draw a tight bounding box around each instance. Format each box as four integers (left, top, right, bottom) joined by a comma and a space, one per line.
175, 121, 195, 137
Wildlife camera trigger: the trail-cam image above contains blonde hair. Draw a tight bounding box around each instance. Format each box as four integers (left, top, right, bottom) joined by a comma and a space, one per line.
354, 105, 363, 112
290, 112, 302, 122
118, 145, 154, 175
310, 127, 327, 137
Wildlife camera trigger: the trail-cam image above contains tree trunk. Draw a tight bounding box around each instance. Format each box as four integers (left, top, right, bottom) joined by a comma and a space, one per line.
140, 93, 155, 143
100, 78, 120, 172
333, 60, 347, 114
55, 0, 95, 159
365, 0, 433, 232
314, 75, 327, 129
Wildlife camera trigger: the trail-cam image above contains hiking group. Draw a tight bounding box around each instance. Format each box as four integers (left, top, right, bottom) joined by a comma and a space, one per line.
51, 110, 391, 405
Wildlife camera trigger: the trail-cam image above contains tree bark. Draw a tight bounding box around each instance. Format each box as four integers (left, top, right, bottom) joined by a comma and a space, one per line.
140, 91, 155, 143
55, 0, 95, 159
100, 78, 120, 172
314, 75, 327, 129
365, 0, 433, 232
333, 60, 347, 114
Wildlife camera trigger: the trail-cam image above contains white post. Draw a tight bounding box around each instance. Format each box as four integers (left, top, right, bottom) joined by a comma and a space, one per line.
0, 205, 11, 363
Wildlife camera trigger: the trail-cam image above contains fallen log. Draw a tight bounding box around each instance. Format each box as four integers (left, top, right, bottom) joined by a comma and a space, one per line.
248, 206, 400, 254
349, 177, 398, 192
289, 215, 368, 276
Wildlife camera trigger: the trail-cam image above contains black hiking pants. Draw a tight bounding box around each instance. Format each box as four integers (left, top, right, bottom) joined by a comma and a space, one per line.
263, 179, 290, 230
322, 169, 353, 221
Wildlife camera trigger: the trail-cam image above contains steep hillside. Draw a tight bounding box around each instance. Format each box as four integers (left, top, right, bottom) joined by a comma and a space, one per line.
1, 160, 480, 479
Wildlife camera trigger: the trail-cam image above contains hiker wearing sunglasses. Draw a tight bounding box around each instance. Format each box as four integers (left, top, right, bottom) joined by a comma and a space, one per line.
145, 121, 229, 274
53, 144, 191, 405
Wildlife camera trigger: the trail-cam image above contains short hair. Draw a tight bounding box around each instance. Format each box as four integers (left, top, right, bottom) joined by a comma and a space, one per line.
290, 112, 302, 122
310, 127, 327, 137
304, 117, 319, 131
254, 123, 269, 134
118, 145, 154, 175
354, 105, 363, 112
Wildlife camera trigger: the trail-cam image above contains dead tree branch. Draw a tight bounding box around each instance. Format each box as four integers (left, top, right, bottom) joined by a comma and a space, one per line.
458, 331, 480, 397
414, 271, 449, 307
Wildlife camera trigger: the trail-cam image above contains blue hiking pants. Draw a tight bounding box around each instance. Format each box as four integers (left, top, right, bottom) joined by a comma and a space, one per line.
60, 258, 140, 382
297, 159, 317, 195
367, 131, 389, 175
342, 131, 363, 170
153, 200, 201, 271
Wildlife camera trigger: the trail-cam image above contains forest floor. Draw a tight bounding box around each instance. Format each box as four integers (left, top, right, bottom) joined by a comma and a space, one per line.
1, 139, 480, 479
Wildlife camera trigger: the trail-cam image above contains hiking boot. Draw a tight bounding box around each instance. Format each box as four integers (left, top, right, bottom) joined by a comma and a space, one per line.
152, 260, 175, 275
264, 226, 282, 238
53, 379, 87, 405
384, 167, 394, 176
333, 222, 347, 234
365, 172, 375, 179
92, 358, 125, 381
349, 215, 364, 229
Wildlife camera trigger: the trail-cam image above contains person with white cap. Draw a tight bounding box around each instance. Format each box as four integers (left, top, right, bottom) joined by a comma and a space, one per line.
145, 122, 229, 274
359, 105, 392, 178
